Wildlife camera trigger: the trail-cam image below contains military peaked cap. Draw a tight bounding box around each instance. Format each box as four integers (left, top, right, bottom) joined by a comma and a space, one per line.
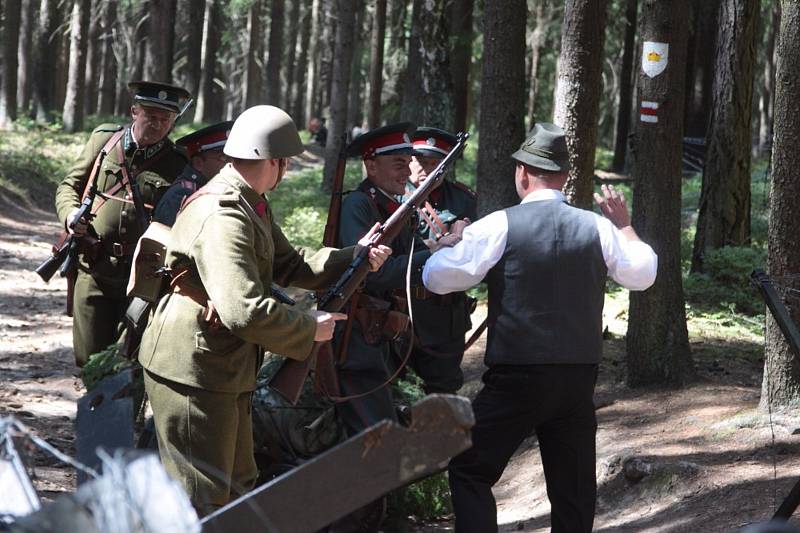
346, 122, 416, 159
177, 121, 234, 158
411, 127, 458, 159
128, 81, 191, 114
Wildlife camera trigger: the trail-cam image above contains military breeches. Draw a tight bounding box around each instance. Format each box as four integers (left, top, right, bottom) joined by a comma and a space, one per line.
408, 335, 465, 394
72, 270, 127, 366
144, 370, 258, 517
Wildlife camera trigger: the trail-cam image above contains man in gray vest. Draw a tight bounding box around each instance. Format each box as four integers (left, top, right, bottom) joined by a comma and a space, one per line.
422, 123, 658, 532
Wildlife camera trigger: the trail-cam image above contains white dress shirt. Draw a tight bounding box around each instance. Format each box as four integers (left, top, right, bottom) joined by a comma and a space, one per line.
422, 189, 658, 294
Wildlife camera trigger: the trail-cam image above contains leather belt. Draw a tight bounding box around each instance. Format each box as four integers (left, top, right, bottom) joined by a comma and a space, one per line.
408, 286, 453, 305
103, 240, 137, 257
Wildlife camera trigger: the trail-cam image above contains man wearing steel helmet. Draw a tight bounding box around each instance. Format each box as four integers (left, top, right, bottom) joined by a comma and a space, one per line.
139, 105, 391, 515
423, 123, 658, 532
54, 81, 190, 366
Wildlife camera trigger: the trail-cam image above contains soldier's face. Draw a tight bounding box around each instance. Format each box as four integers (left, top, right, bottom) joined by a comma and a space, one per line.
192, 150, 228, 179
130, 105, 176, 146
366, 154, 412, 195
409, 155, 443, 187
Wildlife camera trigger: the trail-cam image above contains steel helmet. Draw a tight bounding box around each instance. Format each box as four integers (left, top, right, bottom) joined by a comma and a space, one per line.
224, 105, 304, 160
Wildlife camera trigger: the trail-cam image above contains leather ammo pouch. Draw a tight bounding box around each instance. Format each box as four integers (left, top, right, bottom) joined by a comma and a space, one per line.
119, 296, 151, 359
354, 293, 410, 345
126, 221, 172, 303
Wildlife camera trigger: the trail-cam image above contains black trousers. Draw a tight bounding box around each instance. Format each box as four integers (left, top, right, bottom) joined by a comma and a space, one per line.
448, 364, 598, 533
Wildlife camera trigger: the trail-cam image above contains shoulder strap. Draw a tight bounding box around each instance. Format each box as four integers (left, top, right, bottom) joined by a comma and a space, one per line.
179, 183, 269, 239
80, 129, 125, 212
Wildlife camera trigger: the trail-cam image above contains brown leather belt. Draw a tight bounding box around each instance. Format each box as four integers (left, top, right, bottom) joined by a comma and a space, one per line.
409, 286, 453, 304
103, 240, 137, 257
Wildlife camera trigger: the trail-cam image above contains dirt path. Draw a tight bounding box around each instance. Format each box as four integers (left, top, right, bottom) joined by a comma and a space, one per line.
2, 196, 800, 531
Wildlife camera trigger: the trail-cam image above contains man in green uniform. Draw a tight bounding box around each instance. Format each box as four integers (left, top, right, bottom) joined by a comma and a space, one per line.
153, 121, 233, 226
405, 127, 477, 394
55, 81, 190, 366
139, 105, 390, 516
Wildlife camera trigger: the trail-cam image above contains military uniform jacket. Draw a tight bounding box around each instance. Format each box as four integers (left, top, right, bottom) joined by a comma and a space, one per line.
55, 124, 187, 286
408, 180, 477, 346
152, 164, 208, 226
139, 169, 355, 394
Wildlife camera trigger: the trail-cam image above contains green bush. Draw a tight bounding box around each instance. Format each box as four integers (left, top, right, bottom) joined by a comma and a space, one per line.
281, 206, 325, 248
684, 246, 765, 316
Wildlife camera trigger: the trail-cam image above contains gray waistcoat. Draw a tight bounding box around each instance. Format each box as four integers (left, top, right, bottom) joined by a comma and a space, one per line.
485, 199, 607, 366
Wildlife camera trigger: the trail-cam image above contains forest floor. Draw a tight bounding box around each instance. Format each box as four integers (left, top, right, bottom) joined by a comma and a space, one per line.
1, 140, 798, 532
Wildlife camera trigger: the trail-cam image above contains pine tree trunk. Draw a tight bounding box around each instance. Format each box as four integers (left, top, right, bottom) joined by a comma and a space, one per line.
449, 0, 473, 133
381, 0, 409, 123
322, 0, 358, 192
16, 0, 33, 115
476, 0, 526, 216
145, 0, 177, 82
526, 0, 548, 130
304, 0, 321, 127
283, 0, 300, 113
684, 0, 719, 137
265, 0, 285, 106
63, 0, 91, 133
611, 0, 637, 173
1, 0, 22, 128
292, 2, 312, 124
626, 0, 694, 387
759, 0, 800, 410
367, 0, 386, 129
83, 0, 99, 116
96, 0, 116, 115
401, 0, 455, 130
347, 6, 366, 130
319, 1, 337, 117
553, 0, 609, 209
32, 0, 58, 123
245, 0, 263, 107
691, 0, 759, 272
758, 3, 780, 156
195, 0, 220, 122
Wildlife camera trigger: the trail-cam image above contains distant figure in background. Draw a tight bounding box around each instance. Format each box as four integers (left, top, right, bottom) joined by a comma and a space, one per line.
308, 117, 328, 147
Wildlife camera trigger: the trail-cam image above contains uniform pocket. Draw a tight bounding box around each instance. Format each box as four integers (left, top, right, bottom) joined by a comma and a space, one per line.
194, 330, 244, 355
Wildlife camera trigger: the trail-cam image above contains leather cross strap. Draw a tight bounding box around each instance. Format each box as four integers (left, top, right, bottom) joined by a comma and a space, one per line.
77, 128, 125, 216
418, 201, 449, 239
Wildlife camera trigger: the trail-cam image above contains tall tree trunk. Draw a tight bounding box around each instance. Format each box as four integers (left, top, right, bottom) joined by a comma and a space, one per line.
292, 2, 312, 124
347, 6, 366, 130
526, 0, 548, 130
83, 0, 99, 116
265, 0, 285, 106
691, 0, 759, 272
1, 0, 22, 128
758, 2, 780, 156
401, 0, 455, 130
381, 0, 409, 123
684, 0, 719, 137
283, 0, 300, 112
244, 0, 263, 107
144, 0, 177, 82
32, 0, 58, 123
553, 0, 609, 209
367, 0, 387, 129
476, 0, 526, 216
304, 0, 321, 127
17, 0, 34, 115
195, 0, 220, 122
627, 0, 694, 387
611, 0, 638, 172
760, 0, 800, 410
96, 0, 117, 115
63, 0, 91, 133
182, 0, 203, 101
318, 0, 337, 118
449, 0, 473, 133
322, 0, 359, 192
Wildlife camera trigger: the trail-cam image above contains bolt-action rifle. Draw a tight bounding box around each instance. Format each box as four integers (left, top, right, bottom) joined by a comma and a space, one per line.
270, 132, 470, 404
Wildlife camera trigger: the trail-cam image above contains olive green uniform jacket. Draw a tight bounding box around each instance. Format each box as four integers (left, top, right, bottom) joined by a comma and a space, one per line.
139, 168, 356, 393
54, 124, 187, 365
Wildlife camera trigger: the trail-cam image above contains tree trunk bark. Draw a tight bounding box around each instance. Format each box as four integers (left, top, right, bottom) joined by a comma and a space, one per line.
96, 0, 116, 115
684, 0, 719, 137
449, 0, 473, 134
476, 0, 526, 216
626, 0, 694, 387
292, 2, 312, 124
322, 0, 359, 192
304, 0, 321, 127
526, 0, 548, 130
32, 0, 58, 123
691, 0, 759, 272
401, 0, 455, 130
265, 0, 285, 106
367, 0, 387, 129
63, 0, 91, 133
758, 2, 780, 156
759, 0, 800, 410
553, 0, 609, 209
381, 0, 409, 123
611, 0, 638, 173
16, 0, 34, 116
144, 0, 177, 83
283, 0, 301, 113
195, 0, 220, 122
1, 0, 22, 128
83, 0, 99, 116
347, 5, 366, 130
244, 0, 263, 107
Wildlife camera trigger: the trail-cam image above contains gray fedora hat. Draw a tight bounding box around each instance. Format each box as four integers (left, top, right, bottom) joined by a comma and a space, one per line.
511, 122, 570, 172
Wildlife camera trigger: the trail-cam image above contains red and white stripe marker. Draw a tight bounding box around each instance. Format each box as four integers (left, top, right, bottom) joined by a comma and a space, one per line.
641, 101, 659, 124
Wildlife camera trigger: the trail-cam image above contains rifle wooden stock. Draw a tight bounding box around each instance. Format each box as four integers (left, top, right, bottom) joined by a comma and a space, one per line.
270, 132, 470, 404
